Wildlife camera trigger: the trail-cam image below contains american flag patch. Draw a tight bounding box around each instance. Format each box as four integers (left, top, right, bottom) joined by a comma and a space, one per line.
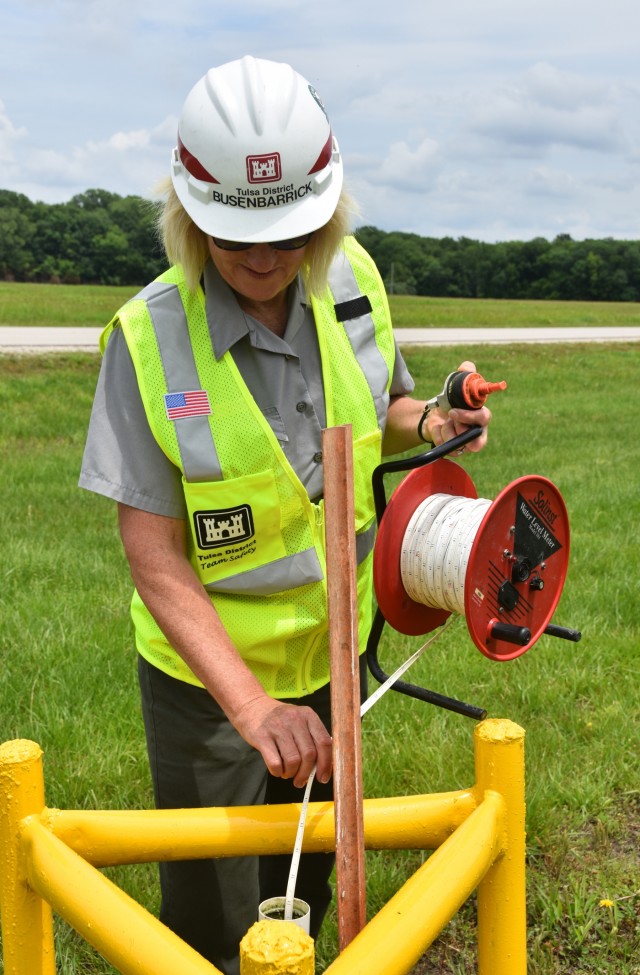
164, 390, 212, 421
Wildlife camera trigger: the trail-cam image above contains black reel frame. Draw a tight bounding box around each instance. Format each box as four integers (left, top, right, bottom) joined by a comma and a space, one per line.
367, 427, 488, 720
366, 426, 581, 720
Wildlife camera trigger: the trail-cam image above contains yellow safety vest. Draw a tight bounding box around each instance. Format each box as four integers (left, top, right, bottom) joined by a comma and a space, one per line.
102, 236, 395, 697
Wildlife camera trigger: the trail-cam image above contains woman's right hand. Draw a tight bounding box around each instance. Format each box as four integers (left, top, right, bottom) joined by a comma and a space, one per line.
232, 695, 333, 788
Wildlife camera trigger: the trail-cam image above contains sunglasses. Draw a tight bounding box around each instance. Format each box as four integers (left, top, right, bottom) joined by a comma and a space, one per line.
211, 232, 313, 252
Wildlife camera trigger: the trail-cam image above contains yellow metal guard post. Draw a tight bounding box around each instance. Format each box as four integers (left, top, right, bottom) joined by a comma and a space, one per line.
322, 791, 505, 975
0, 739, 55, 975
42, 790, 477, 865
1, 719, 527, 975
22, 816, 226, 975
475, 718, 527, 975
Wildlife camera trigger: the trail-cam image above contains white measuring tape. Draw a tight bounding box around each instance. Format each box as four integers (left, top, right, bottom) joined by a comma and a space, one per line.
284, 763, 317, 921
284, 617, 456, 920
400, 494, 491, 614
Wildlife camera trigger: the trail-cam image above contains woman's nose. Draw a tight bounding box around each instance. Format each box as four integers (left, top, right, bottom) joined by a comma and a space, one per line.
244, 243, 277, 269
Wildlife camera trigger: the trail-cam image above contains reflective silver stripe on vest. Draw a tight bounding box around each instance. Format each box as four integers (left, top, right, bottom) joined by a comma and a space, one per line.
206, 521, 376, 595
143, 282, 223, 482
205, 548, 322, 595
327, 251, 390, 431
356, 521, 376, 563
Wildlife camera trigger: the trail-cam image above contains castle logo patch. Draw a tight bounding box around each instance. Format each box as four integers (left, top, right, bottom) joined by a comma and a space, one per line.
246, 152, 282, 183
193, 505, 255, 550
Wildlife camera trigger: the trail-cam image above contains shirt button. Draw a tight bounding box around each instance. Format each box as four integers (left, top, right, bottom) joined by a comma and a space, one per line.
313, 451, 323, 463
296, 401, 307, 413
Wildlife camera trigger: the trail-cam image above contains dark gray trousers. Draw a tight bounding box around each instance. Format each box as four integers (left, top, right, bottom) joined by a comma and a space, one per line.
138, 654, 366, 975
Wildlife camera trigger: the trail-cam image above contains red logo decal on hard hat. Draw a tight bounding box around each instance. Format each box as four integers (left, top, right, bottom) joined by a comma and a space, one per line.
246, 153, 282, 184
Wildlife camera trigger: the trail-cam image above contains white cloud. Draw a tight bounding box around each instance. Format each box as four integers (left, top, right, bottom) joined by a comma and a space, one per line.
0, 100, 27, 166
2, 0, 640, 239
470, 63, 625, 154
369, 137, 442, 193
525, 166, 581, 200
523, 62, 613, 111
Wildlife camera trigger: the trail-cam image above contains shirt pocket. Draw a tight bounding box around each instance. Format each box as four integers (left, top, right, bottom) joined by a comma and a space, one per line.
262, 406, 289, 444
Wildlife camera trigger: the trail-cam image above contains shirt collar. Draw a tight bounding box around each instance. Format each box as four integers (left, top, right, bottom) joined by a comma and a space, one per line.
202, 260, 308, 360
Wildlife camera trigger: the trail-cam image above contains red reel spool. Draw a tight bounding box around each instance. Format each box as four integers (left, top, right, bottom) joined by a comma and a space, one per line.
373, 460, 571, 660
373, 459, 477, 637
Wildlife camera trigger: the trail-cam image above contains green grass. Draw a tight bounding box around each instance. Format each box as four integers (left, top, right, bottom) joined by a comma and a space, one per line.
0, 282, 139, 327
388, 294, 640, 328
1, 280, 640, 328
1, 343, 639, 974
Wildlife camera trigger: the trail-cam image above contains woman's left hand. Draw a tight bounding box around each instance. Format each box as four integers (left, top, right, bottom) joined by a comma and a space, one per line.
425, 360, 491, 454
382, 359, 494, 456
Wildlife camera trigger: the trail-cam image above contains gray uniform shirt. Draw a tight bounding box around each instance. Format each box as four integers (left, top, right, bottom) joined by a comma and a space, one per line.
79, 260, 415, 518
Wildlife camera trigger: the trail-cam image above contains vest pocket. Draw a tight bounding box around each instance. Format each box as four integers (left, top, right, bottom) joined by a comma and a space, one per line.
183, 469, 288, 588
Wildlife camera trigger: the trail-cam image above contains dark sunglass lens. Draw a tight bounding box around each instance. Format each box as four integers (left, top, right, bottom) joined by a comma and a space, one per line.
212, 233, 312, 251
212, 237, 252, 251
272, 233, 312, 250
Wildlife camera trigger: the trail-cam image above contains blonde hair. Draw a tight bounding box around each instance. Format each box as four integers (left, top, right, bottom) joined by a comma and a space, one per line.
154, 177, 359, 297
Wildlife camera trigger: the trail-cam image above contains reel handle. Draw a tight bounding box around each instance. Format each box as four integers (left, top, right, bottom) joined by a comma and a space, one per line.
488, 621, 532, 646
544, 623, 582, 643
372, 426, 483, 523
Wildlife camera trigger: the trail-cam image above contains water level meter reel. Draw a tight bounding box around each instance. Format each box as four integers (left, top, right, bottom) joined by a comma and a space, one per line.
366, 375, 581, 720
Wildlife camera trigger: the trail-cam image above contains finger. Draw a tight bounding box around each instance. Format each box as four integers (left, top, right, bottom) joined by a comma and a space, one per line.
309, 722, 333, 784
449, 407, 492, 450
278, 731, 314, 785
288, 711, 332, 787
427, 411, 448, 445
457, 359, 476, 373
262, 706, 331, 787
259, 739, 286, 779
449, 419, 489, 452
449, 405, 491, 427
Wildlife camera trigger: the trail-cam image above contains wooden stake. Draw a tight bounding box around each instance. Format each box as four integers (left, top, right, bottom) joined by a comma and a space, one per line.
322, 425, 367, 950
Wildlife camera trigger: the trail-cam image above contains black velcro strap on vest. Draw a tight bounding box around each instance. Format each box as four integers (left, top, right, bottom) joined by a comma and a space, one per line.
333, 295, 373, 322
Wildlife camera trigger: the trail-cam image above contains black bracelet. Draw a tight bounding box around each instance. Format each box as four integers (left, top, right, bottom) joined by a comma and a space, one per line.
417, 404, 434, 444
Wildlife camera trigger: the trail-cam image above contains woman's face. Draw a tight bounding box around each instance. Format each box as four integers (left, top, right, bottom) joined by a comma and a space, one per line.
207, 238, 308, 306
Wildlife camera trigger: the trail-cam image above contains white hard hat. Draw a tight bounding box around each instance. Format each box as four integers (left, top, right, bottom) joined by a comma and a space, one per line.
171, 56, 344, 241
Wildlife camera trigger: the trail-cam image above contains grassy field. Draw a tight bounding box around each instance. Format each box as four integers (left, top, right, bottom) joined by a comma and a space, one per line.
1, 279, 640, 328
0, 282, 137, 327
1, 339, 639, 974
389, 294, 640, 328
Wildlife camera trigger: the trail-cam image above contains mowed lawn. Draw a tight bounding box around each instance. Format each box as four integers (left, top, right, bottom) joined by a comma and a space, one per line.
1, 279, 640, 328
1, 326, 639, 973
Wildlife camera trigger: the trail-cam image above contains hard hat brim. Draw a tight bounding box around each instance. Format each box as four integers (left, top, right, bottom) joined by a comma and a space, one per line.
171, 152, 344, 242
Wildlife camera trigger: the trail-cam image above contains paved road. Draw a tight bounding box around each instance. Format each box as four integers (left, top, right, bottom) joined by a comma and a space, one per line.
1, 324, 640, 353
396, 325, 640, 346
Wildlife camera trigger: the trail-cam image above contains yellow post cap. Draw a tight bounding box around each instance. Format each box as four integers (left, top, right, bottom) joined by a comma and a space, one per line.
240, 920, 314, 975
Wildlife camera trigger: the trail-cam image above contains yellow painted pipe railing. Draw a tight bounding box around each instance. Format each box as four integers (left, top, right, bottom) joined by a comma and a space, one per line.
42, 789, 477, 864
0, 718, 526, 975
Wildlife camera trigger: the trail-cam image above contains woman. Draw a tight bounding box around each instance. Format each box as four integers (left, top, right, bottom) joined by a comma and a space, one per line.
80, 55, 490, 974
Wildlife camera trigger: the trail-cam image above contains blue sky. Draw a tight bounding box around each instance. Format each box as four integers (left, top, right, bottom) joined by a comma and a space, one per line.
2, 0, 640, 242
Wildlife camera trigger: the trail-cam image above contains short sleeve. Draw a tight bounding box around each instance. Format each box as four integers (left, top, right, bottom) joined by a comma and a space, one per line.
389, 340, 415, 397
78, 327, 187, 519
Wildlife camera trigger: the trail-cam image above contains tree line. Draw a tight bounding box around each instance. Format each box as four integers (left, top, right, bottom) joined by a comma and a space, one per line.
0, 188, 166, 286
1, 188, 640, 301
356, 226, 640, 302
